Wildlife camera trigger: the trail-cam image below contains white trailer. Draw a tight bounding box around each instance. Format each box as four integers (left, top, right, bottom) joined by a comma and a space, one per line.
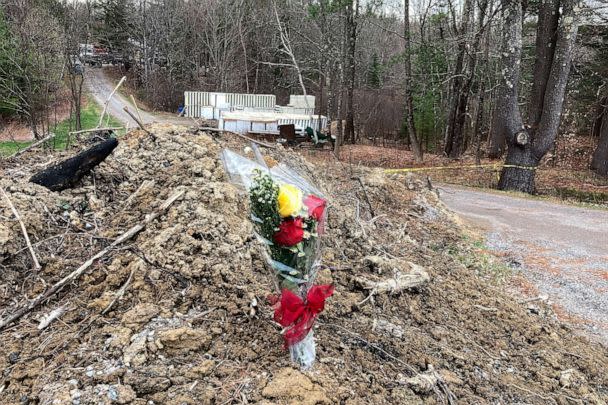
184, 91, 318, 119
288, 95, 315, 111
218, 111, 327, 135
184, 91, 276, 119
218, 111, 279, 133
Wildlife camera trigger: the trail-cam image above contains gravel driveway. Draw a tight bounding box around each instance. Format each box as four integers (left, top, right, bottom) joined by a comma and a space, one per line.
440, 185, 608, 344
85, 67, 192, 127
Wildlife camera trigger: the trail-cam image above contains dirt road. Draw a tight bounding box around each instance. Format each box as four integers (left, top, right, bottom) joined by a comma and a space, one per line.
440, 185, 608, 343
85, 68, 191, 127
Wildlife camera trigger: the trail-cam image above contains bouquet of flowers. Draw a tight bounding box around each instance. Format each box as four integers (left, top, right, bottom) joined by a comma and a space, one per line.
222, 148, 333, 369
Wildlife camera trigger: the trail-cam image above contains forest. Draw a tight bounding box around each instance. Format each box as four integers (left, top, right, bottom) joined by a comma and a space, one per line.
1, 0, 608, 194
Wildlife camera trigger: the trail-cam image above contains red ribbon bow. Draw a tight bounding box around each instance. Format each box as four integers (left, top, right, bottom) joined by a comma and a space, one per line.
272, 285, 335, 347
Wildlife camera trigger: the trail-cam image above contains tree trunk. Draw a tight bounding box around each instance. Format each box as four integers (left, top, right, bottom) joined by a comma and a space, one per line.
591, 112, 608, 176
498, 0, 579, 193
344, 0, 358, 144
448, 0, 489, 158
70, 71, 84, 131
488, 109, 507, 158
28, 114, 40, 140
474, 17, 491, 164
591, 96, 607, 138
444, 0, 473, 157
531, 0, 579, 157
335, 9, 346, 156
495, 0, 539, 192
335, 63, 344, 156
473, 87, 485, 165
527, 0, 560, 129
404, 0, 423, 162
498, 148, 540, 193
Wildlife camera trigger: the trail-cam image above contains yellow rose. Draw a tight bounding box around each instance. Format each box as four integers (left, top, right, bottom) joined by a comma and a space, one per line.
277, 183, 303, 218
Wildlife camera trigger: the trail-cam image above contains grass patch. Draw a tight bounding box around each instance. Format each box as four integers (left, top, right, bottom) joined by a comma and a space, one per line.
554, 187, 608, 204
454, 246, 513, 284
49, 99, 124, 150
442, 234, 513, 284
1, 98, 124, 156
0, 140, 31, 156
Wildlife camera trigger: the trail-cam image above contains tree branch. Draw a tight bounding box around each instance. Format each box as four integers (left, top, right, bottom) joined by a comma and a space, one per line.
0, 189, 185, 331
1, 187, 41, 271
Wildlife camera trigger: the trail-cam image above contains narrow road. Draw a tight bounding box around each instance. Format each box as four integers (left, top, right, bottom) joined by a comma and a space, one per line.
440, 185, 608, 344
85, 67, 191, 127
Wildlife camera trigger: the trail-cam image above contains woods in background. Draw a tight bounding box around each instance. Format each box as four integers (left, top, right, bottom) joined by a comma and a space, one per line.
1, 0, 608, 191
0, 1, 64, 138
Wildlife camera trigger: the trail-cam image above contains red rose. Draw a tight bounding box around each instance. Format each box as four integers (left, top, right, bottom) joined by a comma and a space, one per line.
274, 217, 304, 247
304, 195, 326, 221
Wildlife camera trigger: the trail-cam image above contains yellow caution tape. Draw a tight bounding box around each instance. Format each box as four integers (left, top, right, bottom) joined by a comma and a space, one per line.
502, 164, 538, 170
383, 163, 537, 174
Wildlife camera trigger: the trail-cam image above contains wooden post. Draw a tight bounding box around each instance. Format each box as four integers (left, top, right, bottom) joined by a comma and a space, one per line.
97, 76, 126, 128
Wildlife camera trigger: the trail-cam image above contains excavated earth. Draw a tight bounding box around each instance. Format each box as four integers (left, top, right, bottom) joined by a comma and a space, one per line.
1, 124, 607, 404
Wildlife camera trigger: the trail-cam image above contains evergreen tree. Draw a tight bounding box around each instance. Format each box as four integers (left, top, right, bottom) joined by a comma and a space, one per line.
95, 0, 132, 52
367, 52, 382, 88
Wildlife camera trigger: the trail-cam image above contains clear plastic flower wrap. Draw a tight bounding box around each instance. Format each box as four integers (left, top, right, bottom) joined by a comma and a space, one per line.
221, 147, 333, 369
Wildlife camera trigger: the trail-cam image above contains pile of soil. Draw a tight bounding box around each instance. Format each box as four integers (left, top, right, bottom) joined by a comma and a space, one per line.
1, 124, 607, 404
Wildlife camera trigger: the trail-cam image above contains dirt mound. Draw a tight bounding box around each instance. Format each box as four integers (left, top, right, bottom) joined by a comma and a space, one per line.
1, 124, 607, 404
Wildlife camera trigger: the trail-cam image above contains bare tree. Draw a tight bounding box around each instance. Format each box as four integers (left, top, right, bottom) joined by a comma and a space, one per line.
443, 0, 474, 158
344, 0, 359, 144
271, 0, 310, 103
404, 0, 423, 162
0, 2, 64, 138
496, 0, 580, 192
62, 0, 92, 131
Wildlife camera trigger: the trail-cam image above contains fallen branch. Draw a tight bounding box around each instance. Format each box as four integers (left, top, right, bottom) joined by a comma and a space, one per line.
98, 76, 126, 128
1, 187, 41, 271
9, 133, 56, 159
351, 176, 376, 218
69, 127, 123, 136
0, 189, 185, 331
130, 94, 144, 124
199, 127, 277, 149
405, 365, 439, 394
37, 305, 68, 330
130, 246, 189, 288
324, 321, 418, 375
102, 268, 135, 314
119, 180, 155, 212
508, 383, 557, 404
123, 106, 152, 135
